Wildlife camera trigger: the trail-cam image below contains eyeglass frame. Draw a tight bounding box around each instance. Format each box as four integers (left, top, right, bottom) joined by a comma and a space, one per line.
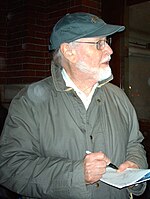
74, 37, 112, 50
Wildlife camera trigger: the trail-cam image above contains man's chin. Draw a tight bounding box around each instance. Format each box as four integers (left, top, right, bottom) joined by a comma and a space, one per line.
98, 67, 112, 81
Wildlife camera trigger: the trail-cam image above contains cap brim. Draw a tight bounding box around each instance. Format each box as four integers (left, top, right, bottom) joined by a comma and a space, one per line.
81, 23, 125, 39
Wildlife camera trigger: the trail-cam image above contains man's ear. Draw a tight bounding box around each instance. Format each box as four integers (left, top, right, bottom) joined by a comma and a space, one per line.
60, 43, 77, 63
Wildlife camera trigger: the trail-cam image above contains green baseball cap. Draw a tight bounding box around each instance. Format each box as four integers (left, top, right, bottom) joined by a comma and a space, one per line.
49, 12, 125, 50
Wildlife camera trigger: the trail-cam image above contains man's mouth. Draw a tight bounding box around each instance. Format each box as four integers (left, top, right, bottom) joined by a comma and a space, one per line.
101, 57, 111, 65
101, 60, 110, 65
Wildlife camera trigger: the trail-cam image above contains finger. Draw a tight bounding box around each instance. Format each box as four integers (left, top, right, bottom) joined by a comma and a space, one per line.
85, 151, 110, 164
97, 151, 111, 165
84, 162, 107, 184
118, 161, 139, 172
118, 163, 128, 172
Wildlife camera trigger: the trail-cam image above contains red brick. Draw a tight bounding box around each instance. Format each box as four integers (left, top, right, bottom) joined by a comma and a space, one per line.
23, 63, 50, 70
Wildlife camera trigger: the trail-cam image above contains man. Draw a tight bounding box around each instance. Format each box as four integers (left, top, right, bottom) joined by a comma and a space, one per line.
0, 12, 148, 199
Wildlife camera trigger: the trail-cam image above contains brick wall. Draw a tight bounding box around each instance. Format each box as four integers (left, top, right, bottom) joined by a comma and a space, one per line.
7, 0, 51, 84
0, 1, 7, 85
0, 0, 102, 104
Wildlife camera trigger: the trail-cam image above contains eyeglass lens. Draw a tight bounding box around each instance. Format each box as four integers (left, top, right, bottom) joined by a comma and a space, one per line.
97, 38, 112, 50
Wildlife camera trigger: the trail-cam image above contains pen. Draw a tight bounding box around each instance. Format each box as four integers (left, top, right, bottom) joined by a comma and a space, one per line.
108, 163, 118, 170
86, 150, 118, 170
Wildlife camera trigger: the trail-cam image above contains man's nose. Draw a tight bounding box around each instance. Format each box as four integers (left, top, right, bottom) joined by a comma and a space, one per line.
102, 43, 113, 55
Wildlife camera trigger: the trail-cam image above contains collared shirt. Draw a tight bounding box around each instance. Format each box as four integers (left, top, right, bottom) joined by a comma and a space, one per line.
62, 69, 98, 110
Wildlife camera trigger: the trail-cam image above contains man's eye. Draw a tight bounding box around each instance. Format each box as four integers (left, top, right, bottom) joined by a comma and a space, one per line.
98, 41, 103, 46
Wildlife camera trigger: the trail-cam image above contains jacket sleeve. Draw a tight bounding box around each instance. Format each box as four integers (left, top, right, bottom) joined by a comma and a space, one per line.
123, 91, 148, 196
125, 98, 148, 169
0, 91, 88, 199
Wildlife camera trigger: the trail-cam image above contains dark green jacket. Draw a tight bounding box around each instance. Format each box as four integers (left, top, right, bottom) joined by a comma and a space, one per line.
0, 63, 148, 199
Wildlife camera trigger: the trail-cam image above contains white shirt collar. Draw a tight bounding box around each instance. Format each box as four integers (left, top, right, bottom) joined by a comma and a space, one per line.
62, 68, 98, 110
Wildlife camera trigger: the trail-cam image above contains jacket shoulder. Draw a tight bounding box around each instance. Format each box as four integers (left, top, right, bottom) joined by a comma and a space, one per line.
103, 83, 127, 99
12, 76, 54, 105
102, 83, 133, 108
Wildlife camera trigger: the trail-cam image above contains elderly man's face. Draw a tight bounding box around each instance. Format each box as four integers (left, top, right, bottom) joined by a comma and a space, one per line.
74, 37, 113, 81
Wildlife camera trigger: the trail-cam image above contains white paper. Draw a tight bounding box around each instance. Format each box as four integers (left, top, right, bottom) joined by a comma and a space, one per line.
101, 167, 150, 188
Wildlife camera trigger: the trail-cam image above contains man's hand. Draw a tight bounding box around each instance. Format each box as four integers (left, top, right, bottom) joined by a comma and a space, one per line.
118, 160, 139, 172
118, 161, 140, 189
84, 151, 110, 184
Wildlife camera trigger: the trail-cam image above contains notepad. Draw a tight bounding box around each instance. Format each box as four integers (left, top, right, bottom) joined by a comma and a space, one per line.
101, 167, 150, 188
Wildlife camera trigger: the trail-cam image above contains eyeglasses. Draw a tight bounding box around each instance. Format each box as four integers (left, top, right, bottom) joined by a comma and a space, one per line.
74, 37, 112, 50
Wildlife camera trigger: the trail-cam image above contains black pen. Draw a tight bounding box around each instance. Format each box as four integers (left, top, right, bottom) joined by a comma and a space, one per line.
107, 163, 118, 170
86, 151, 118, 170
